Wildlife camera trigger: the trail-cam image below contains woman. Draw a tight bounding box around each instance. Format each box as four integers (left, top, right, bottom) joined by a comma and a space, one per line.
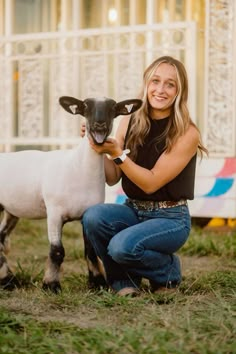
81, 56, 208, 296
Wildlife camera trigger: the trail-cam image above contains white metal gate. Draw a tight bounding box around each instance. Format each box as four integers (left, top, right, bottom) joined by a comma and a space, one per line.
0, 22, 196, 151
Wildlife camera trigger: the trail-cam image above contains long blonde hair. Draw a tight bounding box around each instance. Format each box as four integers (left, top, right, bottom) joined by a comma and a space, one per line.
126, 56, 208, 159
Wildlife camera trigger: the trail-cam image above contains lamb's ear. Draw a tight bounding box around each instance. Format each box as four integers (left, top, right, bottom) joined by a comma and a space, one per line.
59, 96, 85, 116
114, 99, 143, 116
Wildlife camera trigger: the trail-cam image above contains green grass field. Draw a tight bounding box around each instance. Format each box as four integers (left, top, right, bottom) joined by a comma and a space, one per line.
0, 219, 235, 354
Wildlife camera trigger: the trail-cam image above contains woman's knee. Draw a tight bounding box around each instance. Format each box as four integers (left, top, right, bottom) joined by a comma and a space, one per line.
108, 242, 126, 263
108, 236, 135, 264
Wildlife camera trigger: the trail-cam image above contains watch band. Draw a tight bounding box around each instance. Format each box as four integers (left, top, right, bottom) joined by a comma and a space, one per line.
113, 149, 130, 165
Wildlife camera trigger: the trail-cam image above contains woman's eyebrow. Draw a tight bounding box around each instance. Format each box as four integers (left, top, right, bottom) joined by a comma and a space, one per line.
152, 75, 176, 82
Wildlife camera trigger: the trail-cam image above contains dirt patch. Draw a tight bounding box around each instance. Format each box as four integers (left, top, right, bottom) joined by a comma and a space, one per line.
182, 255, 225, 273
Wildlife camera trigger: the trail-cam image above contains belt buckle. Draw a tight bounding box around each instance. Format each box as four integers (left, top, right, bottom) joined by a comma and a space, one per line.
146, 201, 153, 211
152, 201, 159, 211
141, 201, 148, 211
147, 204, 153, 211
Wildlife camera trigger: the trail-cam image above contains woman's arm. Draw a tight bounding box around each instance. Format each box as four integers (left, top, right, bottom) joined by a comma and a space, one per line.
101, 116, 131, 186
90, 124, 200, 194
119, 125, 199, 193
80, 115, 130, 186
103, 156, 121, 186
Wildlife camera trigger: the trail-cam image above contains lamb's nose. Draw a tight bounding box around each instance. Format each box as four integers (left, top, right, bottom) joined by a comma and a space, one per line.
93, 122, 107, 130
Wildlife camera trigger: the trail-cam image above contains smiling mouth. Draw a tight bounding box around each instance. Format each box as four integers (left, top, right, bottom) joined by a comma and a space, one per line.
154, 96, 167, 101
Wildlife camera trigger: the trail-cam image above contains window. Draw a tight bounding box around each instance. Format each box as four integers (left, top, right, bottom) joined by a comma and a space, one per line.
13, 0, 59, 34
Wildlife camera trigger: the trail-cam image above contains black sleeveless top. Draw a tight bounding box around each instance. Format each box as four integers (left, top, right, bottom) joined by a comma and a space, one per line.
122, 117, 197, 201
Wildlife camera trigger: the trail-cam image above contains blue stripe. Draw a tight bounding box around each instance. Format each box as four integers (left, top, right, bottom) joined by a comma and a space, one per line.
204, 178, 234, 197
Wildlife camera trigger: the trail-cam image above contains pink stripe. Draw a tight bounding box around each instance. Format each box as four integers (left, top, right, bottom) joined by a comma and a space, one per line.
215, 158, 236, 177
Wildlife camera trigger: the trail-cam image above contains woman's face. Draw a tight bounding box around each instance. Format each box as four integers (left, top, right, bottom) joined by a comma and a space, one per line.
147, 62, 178, 119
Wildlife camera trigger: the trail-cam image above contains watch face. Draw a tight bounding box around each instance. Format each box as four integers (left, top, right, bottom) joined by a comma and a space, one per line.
113, 157, 123, 165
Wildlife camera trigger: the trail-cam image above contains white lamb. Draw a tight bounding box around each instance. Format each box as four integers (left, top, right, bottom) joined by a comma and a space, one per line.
0, 96, 142, 292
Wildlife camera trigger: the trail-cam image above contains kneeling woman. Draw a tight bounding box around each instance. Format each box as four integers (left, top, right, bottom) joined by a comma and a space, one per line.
82, 55, 208, 296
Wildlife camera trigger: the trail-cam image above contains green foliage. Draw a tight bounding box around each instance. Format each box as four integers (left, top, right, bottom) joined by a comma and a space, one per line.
14, 260, 44, 288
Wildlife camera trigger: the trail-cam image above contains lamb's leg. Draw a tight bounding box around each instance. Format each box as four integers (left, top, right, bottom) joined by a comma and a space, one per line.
0, 211, 19, 290
42, 212, 65, 293
83, 230, 107, 289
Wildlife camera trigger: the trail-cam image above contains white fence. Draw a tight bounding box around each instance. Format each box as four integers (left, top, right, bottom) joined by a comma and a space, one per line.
0, 22, 196, 151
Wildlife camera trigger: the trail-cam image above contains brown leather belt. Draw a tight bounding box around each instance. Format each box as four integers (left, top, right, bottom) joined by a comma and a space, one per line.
126, 198, 187, 211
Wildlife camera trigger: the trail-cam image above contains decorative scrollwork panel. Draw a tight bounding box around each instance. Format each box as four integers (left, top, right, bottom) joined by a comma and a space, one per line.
116, 53, 144, 100
18, 60, 44, 138
205, 0, 235, 156
0, 60, 7, 138
49, 57, 80, 138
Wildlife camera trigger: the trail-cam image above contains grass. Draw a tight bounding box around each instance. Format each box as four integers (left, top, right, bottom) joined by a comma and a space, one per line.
0, 219, 236, 353
181, 227, 236, 258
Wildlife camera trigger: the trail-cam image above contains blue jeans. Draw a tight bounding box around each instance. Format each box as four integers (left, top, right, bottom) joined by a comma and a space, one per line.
82, 201, 191, 292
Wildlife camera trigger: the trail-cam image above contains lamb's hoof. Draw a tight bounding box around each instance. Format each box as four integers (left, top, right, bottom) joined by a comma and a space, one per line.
0, 274, 20, 291
88, 274, 107, 290
42, 281, 62, 294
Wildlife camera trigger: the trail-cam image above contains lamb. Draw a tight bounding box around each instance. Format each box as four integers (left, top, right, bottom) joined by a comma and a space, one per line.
0, 95, 142, 293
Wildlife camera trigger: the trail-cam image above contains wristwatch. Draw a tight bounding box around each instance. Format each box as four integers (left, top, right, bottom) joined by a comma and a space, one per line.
113, 149, 130, 165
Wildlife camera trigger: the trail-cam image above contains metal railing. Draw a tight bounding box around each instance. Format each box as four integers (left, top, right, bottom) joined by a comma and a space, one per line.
0, 22, 196, 151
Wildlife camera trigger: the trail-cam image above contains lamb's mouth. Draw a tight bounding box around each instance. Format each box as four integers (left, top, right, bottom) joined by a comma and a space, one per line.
90, 131, 107, 145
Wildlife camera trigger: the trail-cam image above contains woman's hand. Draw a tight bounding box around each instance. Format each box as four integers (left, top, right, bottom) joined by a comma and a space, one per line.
80, 123, 121, 160
89, 137, 123, 159
80, 120, 86, 137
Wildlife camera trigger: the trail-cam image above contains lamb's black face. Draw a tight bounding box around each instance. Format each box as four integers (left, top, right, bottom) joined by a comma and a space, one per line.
59, 96, 143, 145
84, 98, 117, 145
